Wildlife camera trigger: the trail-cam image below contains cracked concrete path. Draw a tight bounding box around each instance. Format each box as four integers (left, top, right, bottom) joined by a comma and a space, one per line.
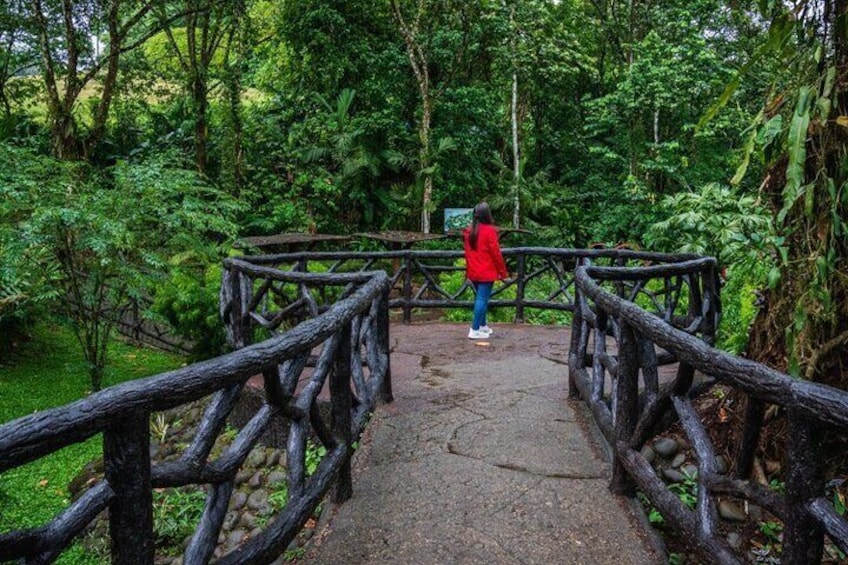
303, 323, 661, 565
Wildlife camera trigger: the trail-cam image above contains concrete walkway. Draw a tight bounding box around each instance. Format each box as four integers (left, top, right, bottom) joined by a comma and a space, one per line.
302, 323, 661, 564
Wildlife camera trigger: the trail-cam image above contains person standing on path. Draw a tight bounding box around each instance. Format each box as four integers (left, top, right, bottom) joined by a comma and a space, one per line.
462, 202, 508, 339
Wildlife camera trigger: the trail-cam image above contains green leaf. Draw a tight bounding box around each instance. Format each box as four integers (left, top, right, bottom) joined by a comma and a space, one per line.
787, 87, 812, 187
731, 122, 759, 186
805, 178, 816, 218
767, 266, 781, 289
780, 87, 812, 223
758, 114, 784, 154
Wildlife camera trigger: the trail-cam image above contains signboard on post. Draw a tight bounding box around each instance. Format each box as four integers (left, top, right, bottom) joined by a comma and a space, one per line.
444, 208, 473, 233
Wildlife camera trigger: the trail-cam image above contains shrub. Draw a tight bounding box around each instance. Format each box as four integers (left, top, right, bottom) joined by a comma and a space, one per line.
150, 262, 228, 359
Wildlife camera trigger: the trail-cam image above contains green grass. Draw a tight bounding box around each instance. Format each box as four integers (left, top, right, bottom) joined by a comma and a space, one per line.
0, 322, 183, 561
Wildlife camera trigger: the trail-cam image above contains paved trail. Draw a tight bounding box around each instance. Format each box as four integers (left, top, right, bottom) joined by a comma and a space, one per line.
303, 323, 661, 565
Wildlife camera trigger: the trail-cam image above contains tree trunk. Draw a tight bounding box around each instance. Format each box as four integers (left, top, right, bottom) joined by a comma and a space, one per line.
420, 93, 432, 233
194, 74, 209, 175
391, 0, 436, 233
746, 0, 848, 389
511, 70, 520, 229
509, 2, 520, 229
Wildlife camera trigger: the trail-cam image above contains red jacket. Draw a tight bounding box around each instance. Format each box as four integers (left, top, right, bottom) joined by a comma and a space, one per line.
463, 223, 508, 282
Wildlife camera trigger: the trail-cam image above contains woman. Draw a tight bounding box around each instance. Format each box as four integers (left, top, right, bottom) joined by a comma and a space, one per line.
462, 202, 508, 339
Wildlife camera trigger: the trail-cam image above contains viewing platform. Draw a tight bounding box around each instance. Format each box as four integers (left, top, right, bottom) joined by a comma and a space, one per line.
303, 322, 661, 564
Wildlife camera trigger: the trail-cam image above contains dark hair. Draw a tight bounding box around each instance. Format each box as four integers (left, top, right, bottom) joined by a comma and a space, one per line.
469, 201, 494, 250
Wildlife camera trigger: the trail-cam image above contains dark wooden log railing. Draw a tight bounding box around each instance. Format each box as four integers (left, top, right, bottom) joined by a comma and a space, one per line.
0, 267, 392, 564
237, 248, 709, 324
570, 260, 848, 564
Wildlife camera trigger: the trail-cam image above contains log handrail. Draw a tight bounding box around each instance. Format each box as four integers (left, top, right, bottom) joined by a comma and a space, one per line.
233, 247, 713, 325
570, 262, 848, 564
0, 269, 393, 564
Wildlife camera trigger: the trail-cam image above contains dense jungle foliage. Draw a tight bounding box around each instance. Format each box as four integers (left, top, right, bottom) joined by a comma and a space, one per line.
0, 0, 846, 391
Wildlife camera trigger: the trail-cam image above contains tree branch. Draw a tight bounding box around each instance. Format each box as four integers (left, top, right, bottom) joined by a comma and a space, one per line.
805, 328, 848, 380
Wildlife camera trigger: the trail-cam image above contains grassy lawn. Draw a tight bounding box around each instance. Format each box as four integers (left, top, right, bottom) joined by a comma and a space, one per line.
0, 322, 184, 561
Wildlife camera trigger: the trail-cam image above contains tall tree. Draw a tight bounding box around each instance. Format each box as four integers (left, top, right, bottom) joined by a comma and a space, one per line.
390, 0, 436, 233
720, 0, 848, 390
0, 0, 38, 121
155, 0, 241, 175
27, 0, 179, 159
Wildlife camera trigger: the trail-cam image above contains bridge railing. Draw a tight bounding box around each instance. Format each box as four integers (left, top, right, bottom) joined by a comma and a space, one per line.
570, 261, 848, 564
0, 268, 392, 564
238, 247, 715, 326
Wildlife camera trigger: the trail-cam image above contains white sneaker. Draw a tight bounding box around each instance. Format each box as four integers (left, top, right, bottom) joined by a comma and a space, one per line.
480, 325, 493, 335
468, 328, 489, 339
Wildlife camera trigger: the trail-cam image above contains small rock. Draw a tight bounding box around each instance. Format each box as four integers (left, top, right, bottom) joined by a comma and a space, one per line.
663, 469, 685, 483
715, 455, 728, 475
727, 532, 742, 549
250, 527, 263, 538
218, 532, 226, 544
640, 445, 656, 464
266, 448, 280, 466
748, 504, 762, 521
653, 437, 679, 458
671, 453, 686, 468
247, 489, 270, 513
267, 471, 286, 486
718, 500, 747, 522
235, 470, 252, 485
248, 471, 264, 488
247, 447, 267, 468
239, 511, 256, 529
681, 464, 698, 478
229, 492, 248, 511
223, 510, 239, 531
226, 529, 246, 551
765, 459, 781, 475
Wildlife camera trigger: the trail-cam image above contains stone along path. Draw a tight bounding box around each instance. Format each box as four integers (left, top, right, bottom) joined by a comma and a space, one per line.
302, 323, 661, 564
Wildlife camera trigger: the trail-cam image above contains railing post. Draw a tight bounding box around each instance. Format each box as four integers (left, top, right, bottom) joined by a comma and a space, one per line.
515, 252, 526, 323
568, 282, 583, 400
702, 264, 719, 346
783, 408, 825, 563
104, 410, 153, 564
223, 265, 251, 349
731, 398, 764, 480
610, 321, 638, 496
331, 322, 354, 503
403, 252, 412, 324
377, 288, 393, 403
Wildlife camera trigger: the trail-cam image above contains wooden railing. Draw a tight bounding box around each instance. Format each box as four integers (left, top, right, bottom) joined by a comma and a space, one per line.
238, 247, 713, 325
0, 247, 726, 564
570, 260, 848, 564
0, 268, 392, 564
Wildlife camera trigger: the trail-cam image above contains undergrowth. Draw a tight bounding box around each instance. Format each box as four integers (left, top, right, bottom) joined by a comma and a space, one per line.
0, 322, 183, 562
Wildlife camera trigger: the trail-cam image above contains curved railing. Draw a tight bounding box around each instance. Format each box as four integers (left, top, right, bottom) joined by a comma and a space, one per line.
0, 247, 725, 564
570, 260, 848, 564
0, 268, 392, 564
238, 247, 716, 326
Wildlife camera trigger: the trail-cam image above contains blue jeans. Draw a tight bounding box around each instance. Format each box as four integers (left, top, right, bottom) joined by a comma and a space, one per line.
471, 282, 493, 330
